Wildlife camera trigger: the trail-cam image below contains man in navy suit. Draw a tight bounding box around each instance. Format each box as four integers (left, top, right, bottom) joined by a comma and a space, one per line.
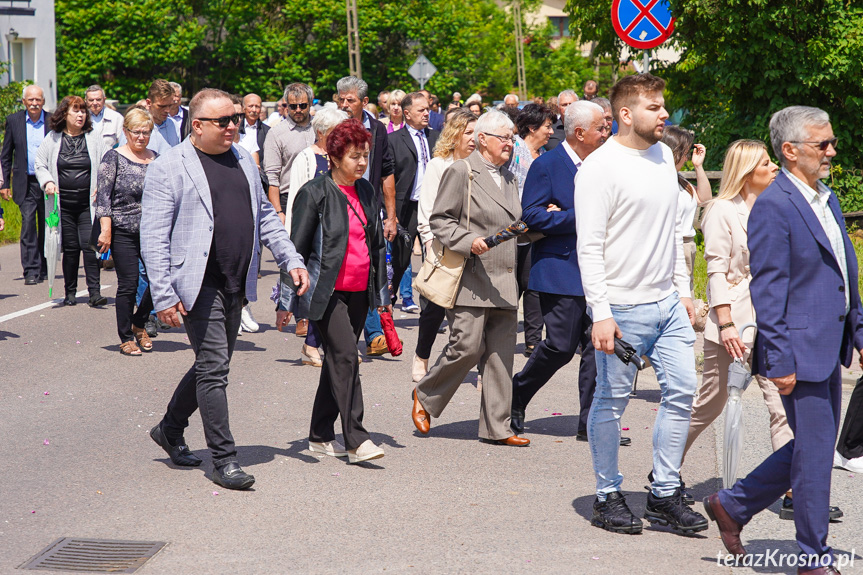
0, 85, 50, 284
510, 101, 616, 440
705, 106, 863, 574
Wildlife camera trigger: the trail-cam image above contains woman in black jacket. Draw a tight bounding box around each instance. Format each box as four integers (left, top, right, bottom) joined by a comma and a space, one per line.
277, 119, 389, 464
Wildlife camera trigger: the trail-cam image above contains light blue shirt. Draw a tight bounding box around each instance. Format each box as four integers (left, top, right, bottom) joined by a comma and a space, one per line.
783, 167, 850, 312
148, 120, 178, 155
25, 111, 46, 175
362, 113, 371, 181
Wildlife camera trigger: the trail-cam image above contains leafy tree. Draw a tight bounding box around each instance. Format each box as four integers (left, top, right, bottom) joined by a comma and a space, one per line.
563, 0, 863, 210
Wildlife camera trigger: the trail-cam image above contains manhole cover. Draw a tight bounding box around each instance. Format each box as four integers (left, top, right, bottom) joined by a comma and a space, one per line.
19, 538, 167, 573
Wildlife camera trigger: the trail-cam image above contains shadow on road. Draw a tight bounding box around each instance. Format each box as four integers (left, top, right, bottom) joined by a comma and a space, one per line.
0, 330, 20, 340
416, 418, 479, 441
522, 415, 578, 437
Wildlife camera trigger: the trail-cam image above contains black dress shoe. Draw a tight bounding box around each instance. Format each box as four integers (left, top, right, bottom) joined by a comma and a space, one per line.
62, 294, 77, 306
212, 462, 255, 490
511, 405, 525, 434
149, 424, 203, 467
577, 431, 631, 446
523, 344, 536, 358
88, 293, 108, 307
779, 495, 843, 522
24, 276, 38, 285
38, 274, 47, 283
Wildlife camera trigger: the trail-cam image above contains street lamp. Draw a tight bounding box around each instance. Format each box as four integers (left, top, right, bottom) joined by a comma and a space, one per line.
6, 28, 18, 84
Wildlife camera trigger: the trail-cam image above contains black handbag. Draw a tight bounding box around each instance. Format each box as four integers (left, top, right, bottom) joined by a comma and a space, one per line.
390, 223, 413, 271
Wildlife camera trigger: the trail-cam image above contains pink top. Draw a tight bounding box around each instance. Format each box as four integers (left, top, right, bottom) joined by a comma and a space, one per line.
334, 184, 370, 292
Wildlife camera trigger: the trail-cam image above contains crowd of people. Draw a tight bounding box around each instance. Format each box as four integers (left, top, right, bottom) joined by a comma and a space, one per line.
2, 73, 863, 574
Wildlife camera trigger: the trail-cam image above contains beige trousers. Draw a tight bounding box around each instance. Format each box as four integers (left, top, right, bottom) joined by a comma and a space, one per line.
417, 306, 517, 441
684, 339, 793, 459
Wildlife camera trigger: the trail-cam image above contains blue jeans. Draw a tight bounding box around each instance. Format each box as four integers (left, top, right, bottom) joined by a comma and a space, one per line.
399, 262, 413, 301
364, 308, 383, 345
136, 259, 148, 308
589, 292, 696, 499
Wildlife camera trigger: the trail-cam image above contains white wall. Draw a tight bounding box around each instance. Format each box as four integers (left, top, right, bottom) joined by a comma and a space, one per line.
0, 0, 57, 110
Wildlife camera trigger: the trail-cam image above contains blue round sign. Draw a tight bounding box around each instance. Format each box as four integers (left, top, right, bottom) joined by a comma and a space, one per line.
611, 0, 675, 50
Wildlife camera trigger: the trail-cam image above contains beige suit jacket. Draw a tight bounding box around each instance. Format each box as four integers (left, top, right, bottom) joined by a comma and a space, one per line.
430, 150, 521, 309
702, 195, 756, 345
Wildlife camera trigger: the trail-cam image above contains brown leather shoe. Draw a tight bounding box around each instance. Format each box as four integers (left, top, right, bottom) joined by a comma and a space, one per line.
296, 319, 308, 337
703, 493, 746, 557
411, 388, 430, 434
493, 435, 530, 447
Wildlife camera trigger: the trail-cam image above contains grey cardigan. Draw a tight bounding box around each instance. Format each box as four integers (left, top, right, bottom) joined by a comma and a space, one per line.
35, 130, 106, 243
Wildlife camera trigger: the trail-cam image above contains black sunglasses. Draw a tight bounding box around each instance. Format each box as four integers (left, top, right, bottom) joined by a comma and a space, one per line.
288, 103, 309, 111
197, 113, 242, 128
790, 137, 838, 151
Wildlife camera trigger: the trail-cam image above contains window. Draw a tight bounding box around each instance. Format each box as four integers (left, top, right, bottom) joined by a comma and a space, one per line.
549, 16, 570, 38
9, 38, 34, 82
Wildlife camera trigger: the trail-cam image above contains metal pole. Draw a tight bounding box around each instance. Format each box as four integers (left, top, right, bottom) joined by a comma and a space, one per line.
642, 49, 650, 74
346, 0, 362, 78
513, 0, 527, 101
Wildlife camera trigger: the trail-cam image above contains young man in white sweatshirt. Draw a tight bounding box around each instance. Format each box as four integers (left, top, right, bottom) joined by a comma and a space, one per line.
573, 73, 707, 536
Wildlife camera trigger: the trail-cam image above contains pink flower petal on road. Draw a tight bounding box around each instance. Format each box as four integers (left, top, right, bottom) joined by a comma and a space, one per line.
31, 510, 35, 514
331, 472, 341, 477
43, 391, 49, 395
622, 427, 630, 431
43, 439, 50, 445
552, 412, 562, 416
592, 557, 600, 560
212, 491, 219, 496
76, 340, 80, 344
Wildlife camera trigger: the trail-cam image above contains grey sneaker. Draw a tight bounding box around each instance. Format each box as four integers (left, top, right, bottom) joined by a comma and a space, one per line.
144, 319, 158, 338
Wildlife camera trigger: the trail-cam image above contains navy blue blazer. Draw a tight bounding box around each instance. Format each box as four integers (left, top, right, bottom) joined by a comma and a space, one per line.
749, 170, 863, 382
522, 142, 582, 296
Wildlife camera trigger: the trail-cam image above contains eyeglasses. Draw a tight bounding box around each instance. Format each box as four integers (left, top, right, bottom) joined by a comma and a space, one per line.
278, 103, 288, 108
790, 137, 838, 151
288, 103, 309, 111
482, 132, 515, 143
128, 130, 152, 138
197, 113, 242, 128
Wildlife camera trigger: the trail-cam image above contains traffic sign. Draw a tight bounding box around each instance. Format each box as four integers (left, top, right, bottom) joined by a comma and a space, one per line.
611, 0, 675, 50
408, 55, 437, 89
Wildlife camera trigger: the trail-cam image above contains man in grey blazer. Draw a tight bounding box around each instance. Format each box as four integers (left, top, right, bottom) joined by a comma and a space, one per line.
142, 88, 309, 490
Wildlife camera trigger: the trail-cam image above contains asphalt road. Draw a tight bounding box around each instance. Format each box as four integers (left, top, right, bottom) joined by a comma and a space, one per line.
1, 244, 860, 574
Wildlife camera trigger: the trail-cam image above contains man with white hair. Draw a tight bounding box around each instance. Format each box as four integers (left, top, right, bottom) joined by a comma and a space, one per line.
167, 81, 189, 142
0, 85, 50, 284
546, 88, 578, 150
705, 106, 862, 574
503, 93, 519, 107
85, 84, 124, 148
510, 101, 616, 443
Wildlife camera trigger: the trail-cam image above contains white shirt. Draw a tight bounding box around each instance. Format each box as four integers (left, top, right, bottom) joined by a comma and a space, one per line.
574, 136, 690, 322
168, 107, 185, 142
561, 139, 583, 169
407, 125, 430, 201
784, 168, 849, 312
265, 111, 284, 127
239, 119, 259, 154
677, 183, 699, 239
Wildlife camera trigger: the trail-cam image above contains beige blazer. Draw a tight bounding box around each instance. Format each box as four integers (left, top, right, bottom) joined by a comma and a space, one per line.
702, 195, 756, 345
429, 150, 522, 309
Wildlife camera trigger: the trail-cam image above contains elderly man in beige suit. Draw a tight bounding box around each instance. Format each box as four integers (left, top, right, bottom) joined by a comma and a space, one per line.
411, 110, 529, 446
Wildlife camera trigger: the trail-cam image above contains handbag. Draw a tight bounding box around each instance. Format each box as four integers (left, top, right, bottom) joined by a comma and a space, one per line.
413, 160, 472, 309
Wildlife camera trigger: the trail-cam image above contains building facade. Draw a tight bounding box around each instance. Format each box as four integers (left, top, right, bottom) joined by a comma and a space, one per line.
0, 0, 57, 110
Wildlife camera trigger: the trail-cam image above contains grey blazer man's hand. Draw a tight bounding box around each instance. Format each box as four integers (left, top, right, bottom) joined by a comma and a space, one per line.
287, 267, 310, 296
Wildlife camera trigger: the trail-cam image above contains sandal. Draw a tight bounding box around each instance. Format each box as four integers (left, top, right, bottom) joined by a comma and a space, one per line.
120, 340, 142, 356
132, 325, 153, 352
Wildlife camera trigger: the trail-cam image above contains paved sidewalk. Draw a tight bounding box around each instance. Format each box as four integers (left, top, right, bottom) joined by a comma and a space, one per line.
0, 244, 860, 574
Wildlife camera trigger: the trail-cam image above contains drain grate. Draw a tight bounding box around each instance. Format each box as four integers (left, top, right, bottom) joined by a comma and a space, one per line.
19, 538, 167, 573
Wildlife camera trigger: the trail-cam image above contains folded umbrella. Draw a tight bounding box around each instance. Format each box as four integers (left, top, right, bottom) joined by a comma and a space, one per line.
44, 194, 61, 299
379, 310, 403, 356
483, 220, 529, 248
722, 322, 757, 489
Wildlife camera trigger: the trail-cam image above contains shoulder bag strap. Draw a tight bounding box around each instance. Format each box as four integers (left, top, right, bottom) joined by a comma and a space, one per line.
462, 159, 472, 231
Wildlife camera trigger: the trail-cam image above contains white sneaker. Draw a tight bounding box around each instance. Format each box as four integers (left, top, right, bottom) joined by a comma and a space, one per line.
347, 439, 385, 464
240, 304, 259, 333
309, 440, 348, 458
834, 450, 863, 473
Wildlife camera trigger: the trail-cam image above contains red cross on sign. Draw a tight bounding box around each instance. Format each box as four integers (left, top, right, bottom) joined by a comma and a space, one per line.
611, 0, 675, 50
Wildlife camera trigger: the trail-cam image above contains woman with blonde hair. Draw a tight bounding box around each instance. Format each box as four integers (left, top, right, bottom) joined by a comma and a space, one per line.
94, 107, 157, 355
411, 107, 478, 381
382, 89, 406, 133
683, 140, 793, 480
